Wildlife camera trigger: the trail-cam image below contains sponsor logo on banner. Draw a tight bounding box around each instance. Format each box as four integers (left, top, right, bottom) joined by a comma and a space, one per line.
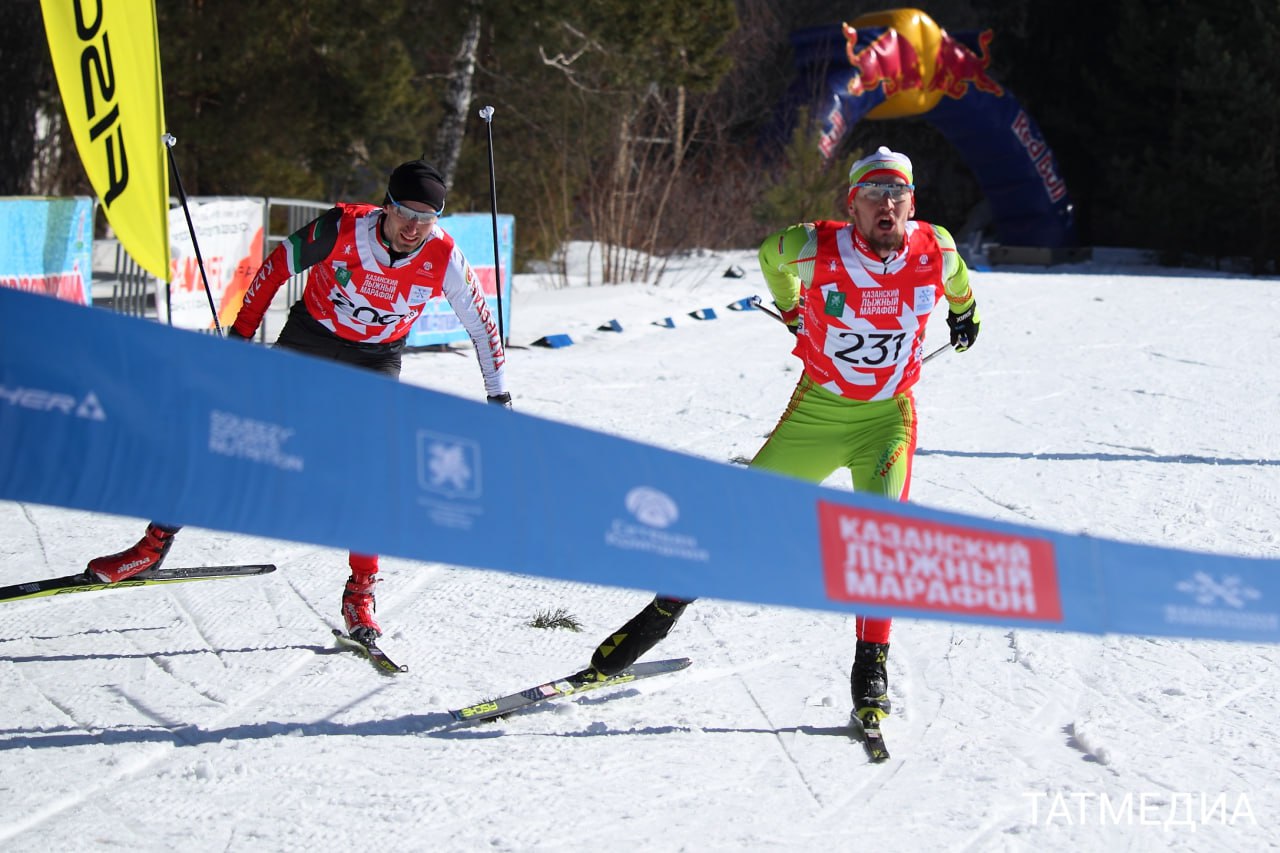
817, 500, 1062, 621
166, 198, 265, 329
605, 486, 709, 562
1164, 572, 1278, 634
624, 486, 679, 528
0, 385, 105, 420
207, 410, 302, 471
416, 430, 483, 529
0, 269, 88, 304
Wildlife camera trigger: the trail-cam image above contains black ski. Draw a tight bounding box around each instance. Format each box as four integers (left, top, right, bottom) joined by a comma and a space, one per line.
0, 564, 277, 604
450, 657, 692, 723
852, 713, 891, 762
332, 628, 409, 675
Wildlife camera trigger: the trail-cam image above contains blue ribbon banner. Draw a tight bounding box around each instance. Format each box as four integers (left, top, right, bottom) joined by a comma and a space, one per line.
402, 213, 514, 347
2, 287, 1277, 643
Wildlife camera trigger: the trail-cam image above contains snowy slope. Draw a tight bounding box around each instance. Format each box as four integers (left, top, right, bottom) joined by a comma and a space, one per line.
1, 250, 1278, 852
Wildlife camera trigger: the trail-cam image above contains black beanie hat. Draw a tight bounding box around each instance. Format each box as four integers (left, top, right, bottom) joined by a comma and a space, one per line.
385, 160, 446, 212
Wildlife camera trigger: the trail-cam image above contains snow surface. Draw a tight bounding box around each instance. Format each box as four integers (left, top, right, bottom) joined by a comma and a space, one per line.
2, 246, 1279, 852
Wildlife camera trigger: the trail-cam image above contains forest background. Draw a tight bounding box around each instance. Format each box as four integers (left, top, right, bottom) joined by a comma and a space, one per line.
3, 0, 1277, 276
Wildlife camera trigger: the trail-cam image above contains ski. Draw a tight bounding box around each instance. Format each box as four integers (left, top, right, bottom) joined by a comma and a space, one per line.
852, 714, 891, 762
450, 657, 692, 723
0, 564, 277, 604
332, 628, 408, 675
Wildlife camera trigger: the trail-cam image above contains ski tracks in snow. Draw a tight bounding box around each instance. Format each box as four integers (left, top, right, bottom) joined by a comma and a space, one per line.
0, 535, 443, 846
680, 602, 907, 818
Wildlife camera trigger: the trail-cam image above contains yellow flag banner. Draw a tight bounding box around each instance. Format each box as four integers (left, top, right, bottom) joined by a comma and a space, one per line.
40, 0, 170, 281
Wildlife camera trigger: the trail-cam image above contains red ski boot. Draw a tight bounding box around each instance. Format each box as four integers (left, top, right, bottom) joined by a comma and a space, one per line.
341, 571, 381, 644
87, 523, 178, 583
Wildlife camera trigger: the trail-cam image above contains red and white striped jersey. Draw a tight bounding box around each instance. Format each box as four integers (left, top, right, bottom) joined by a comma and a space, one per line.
232, 203, 506, 394
760, 219, 973, 401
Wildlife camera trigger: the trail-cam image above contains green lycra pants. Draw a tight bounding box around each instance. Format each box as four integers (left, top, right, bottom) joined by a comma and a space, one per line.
750, 374, 917, 644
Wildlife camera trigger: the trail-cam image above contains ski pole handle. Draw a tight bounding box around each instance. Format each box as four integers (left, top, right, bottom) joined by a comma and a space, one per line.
749, 295, 785, 323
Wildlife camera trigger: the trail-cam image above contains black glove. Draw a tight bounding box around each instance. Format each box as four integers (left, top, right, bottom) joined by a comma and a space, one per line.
946, 302, 980, 352
225, 326, 251, 341
487, 392, 513, 409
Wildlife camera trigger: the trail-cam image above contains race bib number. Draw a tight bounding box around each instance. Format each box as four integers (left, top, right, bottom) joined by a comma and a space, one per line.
828, 328, 909, 367
822, 317, 914, 385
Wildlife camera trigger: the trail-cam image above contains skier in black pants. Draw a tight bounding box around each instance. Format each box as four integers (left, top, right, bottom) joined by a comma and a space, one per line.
84, 160, 511, 645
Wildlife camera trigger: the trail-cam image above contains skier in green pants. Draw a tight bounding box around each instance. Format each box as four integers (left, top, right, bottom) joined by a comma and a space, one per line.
582, 146, 980, 725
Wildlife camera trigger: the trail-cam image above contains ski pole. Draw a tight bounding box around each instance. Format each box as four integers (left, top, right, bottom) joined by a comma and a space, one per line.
162, 133, 223, 335
748, 294, 784, 322
478, 105, 505, 346
921, 343, 951, 362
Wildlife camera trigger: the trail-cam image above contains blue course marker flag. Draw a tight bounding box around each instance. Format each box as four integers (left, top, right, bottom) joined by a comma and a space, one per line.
531, 334, 574, 348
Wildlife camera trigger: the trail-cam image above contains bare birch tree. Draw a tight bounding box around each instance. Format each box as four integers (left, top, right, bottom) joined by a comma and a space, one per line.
432, 1, 483, 184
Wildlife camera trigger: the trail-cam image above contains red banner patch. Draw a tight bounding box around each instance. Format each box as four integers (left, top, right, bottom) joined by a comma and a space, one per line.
471, 265, 498, 297
817, 500, 1062, 622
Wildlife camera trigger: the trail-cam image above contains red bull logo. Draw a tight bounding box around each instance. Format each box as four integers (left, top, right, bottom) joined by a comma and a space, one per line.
834, 17, 1005, 122
818, 108, 846, 159
842, 26, 924, 99
809, 7, 1076, 246
1011, 110, 1068, 202
930, 29, 1004, 98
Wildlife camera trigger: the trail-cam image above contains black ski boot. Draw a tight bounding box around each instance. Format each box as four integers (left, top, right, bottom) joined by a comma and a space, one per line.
587, 595, 692, 678
850, 640, 891, 723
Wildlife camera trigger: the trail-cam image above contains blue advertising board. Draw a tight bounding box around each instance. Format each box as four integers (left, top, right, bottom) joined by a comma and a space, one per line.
0, 197, 94, 305
2, 287, 1278, 644
403, 213, 514, 347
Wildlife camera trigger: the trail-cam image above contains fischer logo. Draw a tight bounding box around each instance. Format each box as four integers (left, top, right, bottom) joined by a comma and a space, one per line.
606, 486, 708, 562
0, 385, 105, 420
68, 2, 129, 205
817, 501, 1062, 621
1165, 572, 1277, 633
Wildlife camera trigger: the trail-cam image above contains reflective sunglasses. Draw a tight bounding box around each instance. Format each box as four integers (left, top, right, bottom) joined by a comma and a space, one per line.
854, 182, 915, 203
386, 191, 442, 223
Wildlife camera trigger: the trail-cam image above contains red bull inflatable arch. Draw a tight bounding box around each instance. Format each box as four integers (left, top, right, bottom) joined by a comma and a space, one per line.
788, 8, 1076, 248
